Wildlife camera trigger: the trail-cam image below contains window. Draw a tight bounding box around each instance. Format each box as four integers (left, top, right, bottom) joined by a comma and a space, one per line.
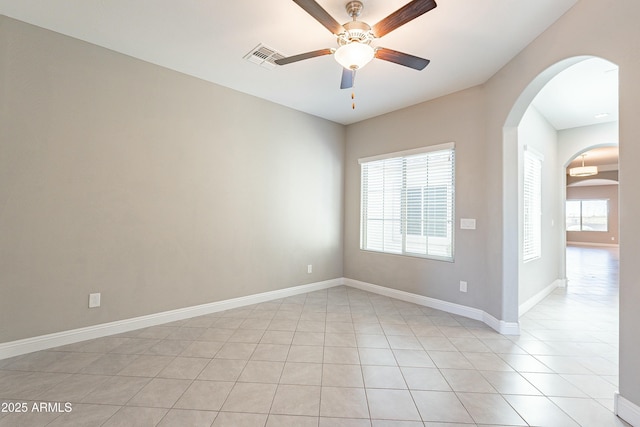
523, 147, 542, 262
359, 143, 455, 261
566, 199, 609, 231
406, 186, 449, 238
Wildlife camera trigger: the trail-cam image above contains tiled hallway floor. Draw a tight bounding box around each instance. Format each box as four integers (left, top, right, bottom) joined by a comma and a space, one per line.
0, 246, 628, 426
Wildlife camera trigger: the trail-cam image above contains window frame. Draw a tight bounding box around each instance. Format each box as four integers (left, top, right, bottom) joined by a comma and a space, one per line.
566, 199, 609, 232
358, 142, 455, 262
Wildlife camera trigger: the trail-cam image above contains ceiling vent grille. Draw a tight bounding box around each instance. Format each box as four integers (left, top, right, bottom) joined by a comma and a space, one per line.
244, 44, 285, 70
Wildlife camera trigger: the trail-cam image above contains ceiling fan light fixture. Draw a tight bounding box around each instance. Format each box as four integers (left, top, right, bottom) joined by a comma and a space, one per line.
334, 42, 374, 70
276, 0, 435, 88
569, 154, 598, 177
569, 165, 598, 177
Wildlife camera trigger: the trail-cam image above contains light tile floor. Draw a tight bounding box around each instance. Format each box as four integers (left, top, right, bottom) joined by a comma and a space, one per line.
0, 246, 629, 426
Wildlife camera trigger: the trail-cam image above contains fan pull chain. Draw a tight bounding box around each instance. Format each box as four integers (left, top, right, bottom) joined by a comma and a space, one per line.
352, 91, 355, 110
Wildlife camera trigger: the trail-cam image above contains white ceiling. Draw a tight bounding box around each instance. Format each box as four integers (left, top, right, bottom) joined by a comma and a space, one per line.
0, 0, 580, 125
532, 57, 619, 130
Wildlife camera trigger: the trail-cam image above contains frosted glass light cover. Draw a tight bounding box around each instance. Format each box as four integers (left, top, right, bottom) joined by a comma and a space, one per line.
335, 43, 374, 70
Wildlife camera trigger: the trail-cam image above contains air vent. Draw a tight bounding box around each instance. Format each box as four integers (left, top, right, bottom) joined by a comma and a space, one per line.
244, 44, 285, 70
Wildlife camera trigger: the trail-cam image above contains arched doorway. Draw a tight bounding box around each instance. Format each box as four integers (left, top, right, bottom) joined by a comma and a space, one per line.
502, 56, 622, 419
502, 55, 619, 323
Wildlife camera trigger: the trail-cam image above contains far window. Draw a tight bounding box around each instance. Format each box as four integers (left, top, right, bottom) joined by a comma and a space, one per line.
566, 199, 609, 231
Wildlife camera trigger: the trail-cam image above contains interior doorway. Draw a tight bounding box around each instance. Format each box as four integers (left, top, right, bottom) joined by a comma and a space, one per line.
504, 55, 621, 417
509, 56, 619, 317
501, 55, 619, 325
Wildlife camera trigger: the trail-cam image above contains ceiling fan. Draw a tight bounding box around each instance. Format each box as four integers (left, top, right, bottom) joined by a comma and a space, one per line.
275, 0, 437, 89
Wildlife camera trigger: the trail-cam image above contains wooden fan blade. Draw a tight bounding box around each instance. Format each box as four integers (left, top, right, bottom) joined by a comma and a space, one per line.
275, 48, 333, 65
340, 68, 355, 89
372, 0, 437, 38
375, 47, 430, 70
292, 0, 344, 34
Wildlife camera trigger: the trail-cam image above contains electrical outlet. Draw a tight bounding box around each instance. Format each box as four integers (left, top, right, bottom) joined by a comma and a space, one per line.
459, 281, 468, 293
89, 293, 101, 308
307, 264, 313, 274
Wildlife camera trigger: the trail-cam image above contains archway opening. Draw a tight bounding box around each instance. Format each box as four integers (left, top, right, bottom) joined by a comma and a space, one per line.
502, 56, 619, 321
503, 55, 621, 414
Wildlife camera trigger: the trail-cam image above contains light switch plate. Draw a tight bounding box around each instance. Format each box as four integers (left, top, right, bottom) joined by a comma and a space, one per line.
460, 218, 476, 230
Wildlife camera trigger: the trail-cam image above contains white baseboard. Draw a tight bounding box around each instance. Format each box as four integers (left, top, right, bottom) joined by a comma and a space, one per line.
344, 278, 519, 335
482, 313, 522, 336
615, 392, 640, 426
0, 276, 523, 360
519, 279, 565, 317
0, 278, 343, 360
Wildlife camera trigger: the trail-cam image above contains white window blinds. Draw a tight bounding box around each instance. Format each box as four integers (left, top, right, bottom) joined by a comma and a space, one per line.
523, 147, 542, 262
359, 143, 455, 261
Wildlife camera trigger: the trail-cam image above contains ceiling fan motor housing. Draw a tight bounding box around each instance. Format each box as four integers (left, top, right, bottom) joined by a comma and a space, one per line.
338, 21, 374, 46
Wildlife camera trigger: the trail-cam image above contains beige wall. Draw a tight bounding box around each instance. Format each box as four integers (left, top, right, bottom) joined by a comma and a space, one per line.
344, 87, 490, 309
566, 184, 619, 245
2, 0, 640, 413
0, 16, 345, 343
